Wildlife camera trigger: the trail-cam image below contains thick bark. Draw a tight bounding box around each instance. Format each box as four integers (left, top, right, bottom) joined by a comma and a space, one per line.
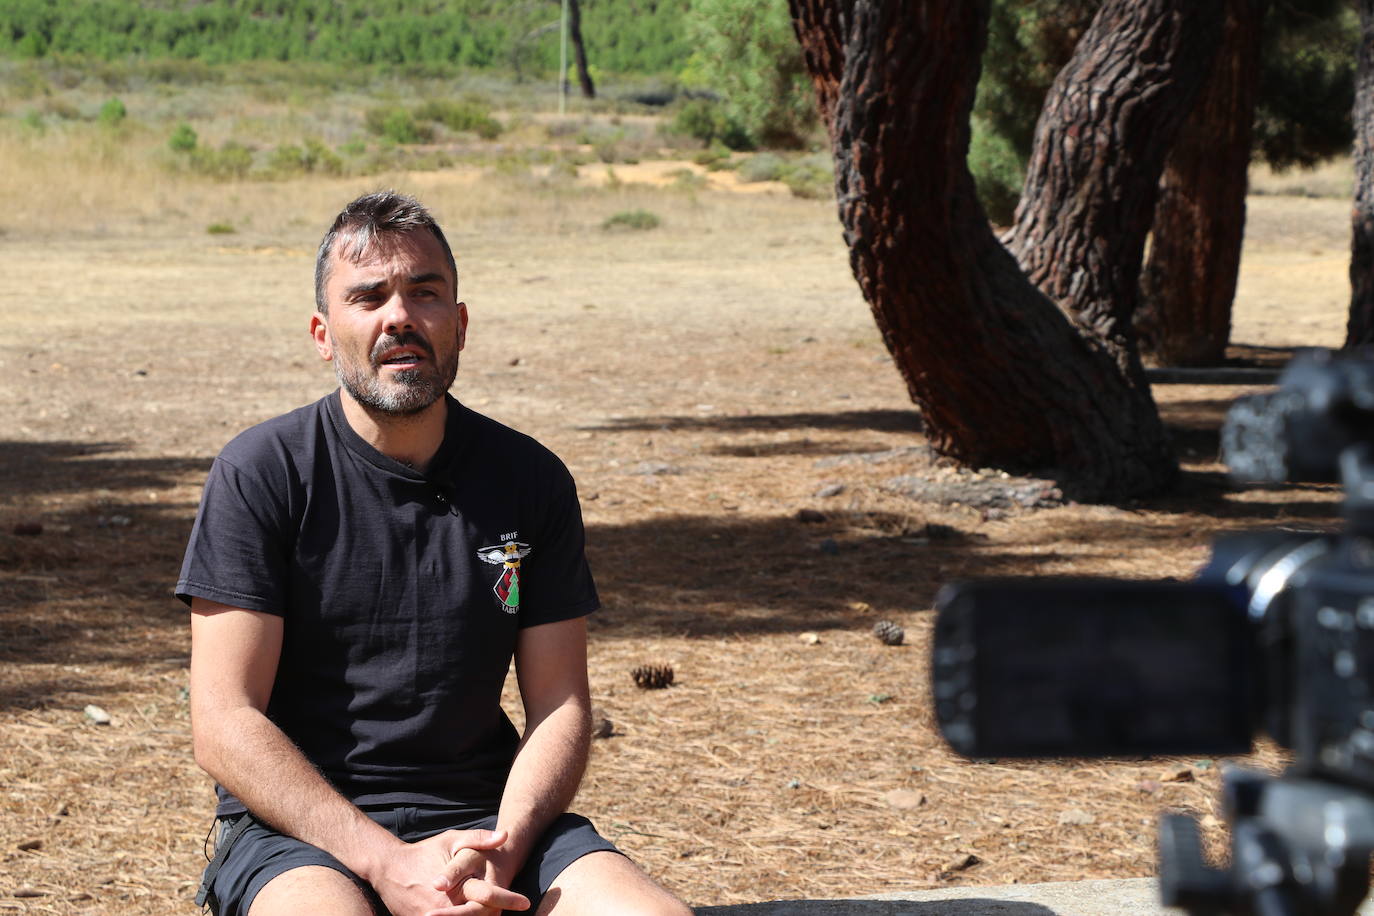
1008, 0, 1224, 381
567, 0, 595, 99
1350, 0, 1374, 348
1137, 0, 1264, 366
790, 0, 1179, 500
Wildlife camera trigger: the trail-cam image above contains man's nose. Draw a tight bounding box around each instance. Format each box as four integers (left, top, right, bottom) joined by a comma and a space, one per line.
381, 292, 417, 332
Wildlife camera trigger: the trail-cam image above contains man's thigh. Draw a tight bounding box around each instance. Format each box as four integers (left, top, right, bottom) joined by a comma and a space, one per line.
250, 865, 375, 916
201, 817, 384, 916
538, 851, 692, 916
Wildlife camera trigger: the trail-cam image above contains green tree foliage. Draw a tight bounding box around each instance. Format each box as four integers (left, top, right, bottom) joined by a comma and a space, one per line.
0, 0, 689, 74
1253, 0, 1356, 169
977, 0, 1098, 161
976, 0, 1356, 174
681, 0, 818, 149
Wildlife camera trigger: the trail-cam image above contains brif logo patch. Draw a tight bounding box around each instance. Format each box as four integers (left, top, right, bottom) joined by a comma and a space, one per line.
477, 539, 533, 613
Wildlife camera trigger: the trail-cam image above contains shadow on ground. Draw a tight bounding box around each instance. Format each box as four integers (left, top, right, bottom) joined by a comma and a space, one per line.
0, 440, 208, 684
0, 385, 1342, 705
695, 901, 1055, 915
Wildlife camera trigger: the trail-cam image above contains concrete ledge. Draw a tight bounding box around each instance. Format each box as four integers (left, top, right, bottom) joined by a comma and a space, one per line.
695, 877, 1374, 915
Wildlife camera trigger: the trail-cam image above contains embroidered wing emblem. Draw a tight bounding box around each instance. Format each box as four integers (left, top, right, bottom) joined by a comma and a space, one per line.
478, 542, 533, 613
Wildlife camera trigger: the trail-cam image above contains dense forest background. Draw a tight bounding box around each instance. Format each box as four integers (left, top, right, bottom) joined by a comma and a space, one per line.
0, 0, 691, 74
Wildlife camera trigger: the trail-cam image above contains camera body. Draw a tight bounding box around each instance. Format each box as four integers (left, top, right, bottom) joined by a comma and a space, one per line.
930, 348, 1374, 915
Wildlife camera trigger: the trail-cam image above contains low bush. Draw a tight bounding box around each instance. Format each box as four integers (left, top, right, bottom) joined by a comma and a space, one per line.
189, 140, 253, 179
693, 144, 734, 171
205, 222, 235, 235
601, 209, 660, 231
97, 97, 126, 126
780, 152, 833, 200
168, 122, 198, 153
666, 97, 752, 151
738, 152, 786, 183
267, 138, 343, 176
364, 106, 434, 145
413, 97, 502, 140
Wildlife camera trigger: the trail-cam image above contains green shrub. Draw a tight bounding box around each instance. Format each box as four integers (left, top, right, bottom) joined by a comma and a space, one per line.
168, 122, 198, 153
267, 139, 344, 176
671, 98, 719, 144
206, 222, 236, 235
668, 98, 753, 151
968, 116, 1024, 226
693, 144, 733, 170
20, 110, 44, 132
413, 98, 502, 140
738, 152, 786, 183
267, 144, 307, 175
780, 152, 833, 199
301, 138, 344, 175
602, 209, 660, 231
97, 97, 127, 126
364, 107, 434, 145
190, 141, 254, 179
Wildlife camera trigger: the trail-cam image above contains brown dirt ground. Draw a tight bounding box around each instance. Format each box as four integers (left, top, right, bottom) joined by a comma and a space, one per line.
0, 166, 1355, 913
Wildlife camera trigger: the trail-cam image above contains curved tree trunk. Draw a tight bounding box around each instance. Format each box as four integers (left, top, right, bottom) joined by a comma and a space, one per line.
1349, 0, 1374, 349
1137, 0, 1264, 366
789, 0, 1182, 500
567, 0, 596, 99
1008, 0, 1224, 382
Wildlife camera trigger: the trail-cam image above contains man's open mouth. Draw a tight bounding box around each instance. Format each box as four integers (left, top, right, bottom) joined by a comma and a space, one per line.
377, 346, 428, 367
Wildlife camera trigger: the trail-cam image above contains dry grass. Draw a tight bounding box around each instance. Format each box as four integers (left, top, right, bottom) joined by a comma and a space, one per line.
0, 90, 1357, 913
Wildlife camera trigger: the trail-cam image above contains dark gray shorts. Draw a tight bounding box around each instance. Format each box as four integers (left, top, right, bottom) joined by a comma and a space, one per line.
198, 807, 621, 916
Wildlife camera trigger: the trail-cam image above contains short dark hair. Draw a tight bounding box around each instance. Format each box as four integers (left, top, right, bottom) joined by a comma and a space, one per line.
314, 190, 458, 314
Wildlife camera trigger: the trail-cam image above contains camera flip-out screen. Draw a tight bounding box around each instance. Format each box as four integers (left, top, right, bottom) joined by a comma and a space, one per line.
933, 580, 1255, 759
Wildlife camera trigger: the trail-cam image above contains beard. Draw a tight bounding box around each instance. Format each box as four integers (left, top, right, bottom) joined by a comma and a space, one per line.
333, 329, 460, 417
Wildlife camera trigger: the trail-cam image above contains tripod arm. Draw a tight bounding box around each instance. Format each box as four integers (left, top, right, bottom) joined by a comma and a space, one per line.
1159, 770, 1374, 916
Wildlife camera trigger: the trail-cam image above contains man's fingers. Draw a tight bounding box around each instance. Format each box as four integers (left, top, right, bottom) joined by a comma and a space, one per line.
431, 829, 508, 890
457, 876, 530, 911
448, 827, 507, 851
424, 876, 531, 915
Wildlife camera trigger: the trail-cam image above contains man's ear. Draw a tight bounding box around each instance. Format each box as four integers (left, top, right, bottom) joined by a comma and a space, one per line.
457, 301, 469, 351
310, 312, 333, 361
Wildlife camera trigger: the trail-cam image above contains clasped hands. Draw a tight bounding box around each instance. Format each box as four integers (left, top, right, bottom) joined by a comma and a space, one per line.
375, 827, 531, 916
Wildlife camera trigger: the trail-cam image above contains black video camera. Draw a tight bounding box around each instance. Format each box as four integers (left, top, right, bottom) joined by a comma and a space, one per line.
931, 348, 1374, 916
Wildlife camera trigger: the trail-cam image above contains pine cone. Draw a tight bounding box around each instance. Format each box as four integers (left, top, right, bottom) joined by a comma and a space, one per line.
631, 664, 675, 689
872, 620, 905, 646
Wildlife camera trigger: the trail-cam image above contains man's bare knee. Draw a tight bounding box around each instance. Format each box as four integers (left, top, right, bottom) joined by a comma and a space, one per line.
249, 865, 374, 916
540, 851, 692, 916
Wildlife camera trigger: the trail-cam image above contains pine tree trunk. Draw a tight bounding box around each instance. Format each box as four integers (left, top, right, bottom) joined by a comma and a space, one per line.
1008, 0, 1224, 381
1349, 0, 1374, 348
790, 0, 1180, 500
567, 0, 596, 99
1137, 0, 1264, 366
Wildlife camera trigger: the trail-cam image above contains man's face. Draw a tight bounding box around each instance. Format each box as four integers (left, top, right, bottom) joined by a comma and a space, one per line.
311, 229, 467, 416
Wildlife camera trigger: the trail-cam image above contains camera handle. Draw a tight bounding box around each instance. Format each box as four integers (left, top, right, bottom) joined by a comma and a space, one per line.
1159, 768, 1374, 916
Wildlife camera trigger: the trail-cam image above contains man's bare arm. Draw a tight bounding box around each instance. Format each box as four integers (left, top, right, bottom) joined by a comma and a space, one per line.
189, 598, 528, 916
434, 615, 593, 904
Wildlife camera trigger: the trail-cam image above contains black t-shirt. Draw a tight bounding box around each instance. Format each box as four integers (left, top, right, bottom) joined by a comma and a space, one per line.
176, 392, 599, 816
